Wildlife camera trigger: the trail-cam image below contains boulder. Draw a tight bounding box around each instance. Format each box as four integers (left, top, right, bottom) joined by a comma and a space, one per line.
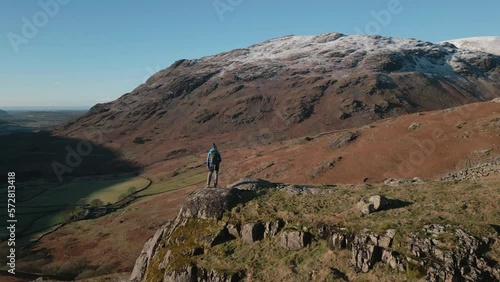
356, 195, 389, 215
408, 122, 421, 131
241, 222, 265, 244
179, 188, 238, 220
280, 231, 312, 250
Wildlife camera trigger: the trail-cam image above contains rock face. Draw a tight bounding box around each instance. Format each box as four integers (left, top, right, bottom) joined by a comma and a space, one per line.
130, 223, 171, 282
356, 195, 389, 215
56, 33, 500, 168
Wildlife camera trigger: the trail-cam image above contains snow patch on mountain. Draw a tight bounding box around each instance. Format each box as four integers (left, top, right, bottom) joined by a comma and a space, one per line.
199, 33, 497, 79
443, 36, 500, 56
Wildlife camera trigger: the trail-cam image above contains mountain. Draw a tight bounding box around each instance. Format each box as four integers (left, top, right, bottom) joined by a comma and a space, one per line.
55, 33, 500, 167
444, 36, 500, 55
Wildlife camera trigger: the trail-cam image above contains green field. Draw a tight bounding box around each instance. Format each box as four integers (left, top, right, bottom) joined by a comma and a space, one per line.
138, 166, 206, 196
0, 177, 150, 240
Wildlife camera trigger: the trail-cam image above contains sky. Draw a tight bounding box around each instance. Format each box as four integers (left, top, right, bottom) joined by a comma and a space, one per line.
1, 0, 499, 109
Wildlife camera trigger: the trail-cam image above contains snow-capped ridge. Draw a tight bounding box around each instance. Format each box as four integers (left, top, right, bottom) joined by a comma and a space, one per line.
442, 36, 500, 56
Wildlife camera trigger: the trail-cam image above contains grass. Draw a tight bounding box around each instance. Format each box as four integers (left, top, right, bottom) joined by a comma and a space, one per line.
138, 166, 206, 196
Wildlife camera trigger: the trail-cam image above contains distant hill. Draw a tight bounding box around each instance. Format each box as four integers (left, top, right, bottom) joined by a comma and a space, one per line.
443, 36, 500, 55
0, 109, 12, 119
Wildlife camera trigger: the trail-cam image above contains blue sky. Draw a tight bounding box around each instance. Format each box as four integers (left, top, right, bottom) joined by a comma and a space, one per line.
1, 0, 499, 108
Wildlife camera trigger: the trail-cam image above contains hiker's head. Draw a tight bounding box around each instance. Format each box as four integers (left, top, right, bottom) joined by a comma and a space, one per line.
213, 143, 217, 149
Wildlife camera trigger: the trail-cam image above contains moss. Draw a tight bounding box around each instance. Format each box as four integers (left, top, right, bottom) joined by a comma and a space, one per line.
406, 261, 426, 279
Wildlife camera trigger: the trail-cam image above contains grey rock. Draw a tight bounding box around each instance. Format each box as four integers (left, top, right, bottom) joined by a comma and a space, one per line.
164, 265, 197, 282
225, 221, 240, 238
381, 250, 405, 272
241, 222, 265, 244
351, 243, 382, 273
327, 231, 354, 250
282, 185, 335, 195
356, 195, 389, 215
264, 219, 285, 238
130, 222, 170, 282
408, 122, 421, 131
280, 230, 312, 250
179, 188, 238, 220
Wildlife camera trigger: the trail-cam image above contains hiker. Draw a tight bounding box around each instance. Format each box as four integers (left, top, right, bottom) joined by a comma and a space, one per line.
206, 143, 222, 188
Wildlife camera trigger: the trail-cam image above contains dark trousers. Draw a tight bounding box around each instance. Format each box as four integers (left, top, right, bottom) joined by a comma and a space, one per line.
207, 164, 219, 188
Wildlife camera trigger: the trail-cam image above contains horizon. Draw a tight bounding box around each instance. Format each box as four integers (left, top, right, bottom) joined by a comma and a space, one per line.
1, 0, 500, 107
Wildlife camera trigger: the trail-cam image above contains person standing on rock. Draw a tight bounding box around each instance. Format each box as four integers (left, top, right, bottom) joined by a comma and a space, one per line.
206, 143, 222, 188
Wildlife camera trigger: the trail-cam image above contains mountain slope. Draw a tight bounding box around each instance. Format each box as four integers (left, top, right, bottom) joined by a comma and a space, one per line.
55, 33, 500, 167
444, 36, 500, 55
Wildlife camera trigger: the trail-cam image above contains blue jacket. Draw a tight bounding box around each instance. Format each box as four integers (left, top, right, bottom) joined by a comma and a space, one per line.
206, 148, 222, 166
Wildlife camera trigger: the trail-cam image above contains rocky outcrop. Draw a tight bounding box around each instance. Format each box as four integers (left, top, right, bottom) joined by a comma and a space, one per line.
384, 177, 425, 186
134, 180, 499, 282
329, 131, 358, 150
163, 265, 245, 282
441, 157, 500, 181
407, 224, 500, 281
282, 184, 336, 195
351, 229, 404, 273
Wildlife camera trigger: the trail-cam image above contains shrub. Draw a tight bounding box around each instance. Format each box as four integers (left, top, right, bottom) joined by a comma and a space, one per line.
90, 198, 104, 207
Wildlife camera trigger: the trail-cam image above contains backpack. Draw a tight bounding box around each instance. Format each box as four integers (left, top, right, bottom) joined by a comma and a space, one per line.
209, 150, 221, 165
